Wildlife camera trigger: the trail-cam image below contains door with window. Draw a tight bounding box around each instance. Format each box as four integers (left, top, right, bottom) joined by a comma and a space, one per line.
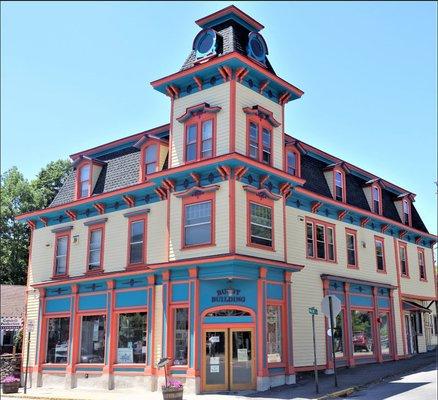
203, 328, 255, 392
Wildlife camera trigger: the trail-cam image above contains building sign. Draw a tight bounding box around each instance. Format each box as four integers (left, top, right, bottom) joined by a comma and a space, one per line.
211, 288, 245, 304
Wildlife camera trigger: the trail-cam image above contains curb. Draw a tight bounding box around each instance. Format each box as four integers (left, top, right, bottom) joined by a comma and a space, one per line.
317, 386, 358, 399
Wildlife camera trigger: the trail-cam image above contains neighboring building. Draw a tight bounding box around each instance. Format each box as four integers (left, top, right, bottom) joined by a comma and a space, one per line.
16, 5, 437, 395
1, 285, 25, 354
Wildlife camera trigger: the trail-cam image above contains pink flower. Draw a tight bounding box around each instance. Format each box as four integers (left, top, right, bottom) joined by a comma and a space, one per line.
1, 375, 20, 384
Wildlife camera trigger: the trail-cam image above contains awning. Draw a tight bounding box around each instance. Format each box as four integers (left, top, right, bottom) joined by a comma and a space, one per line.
402, 300, 432, 313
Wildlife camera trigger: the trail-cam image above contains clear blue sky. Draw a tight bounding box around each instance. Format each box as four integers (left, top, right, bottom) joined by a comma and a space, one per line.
1, 1, 436, 232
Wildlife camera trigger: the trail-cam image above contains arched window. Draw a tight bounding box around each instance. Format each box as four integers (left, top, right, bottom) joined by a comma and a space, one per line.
144, 144, 158, 175
372, 185, 382, 215
78, 164, 91, 199
285, 143, 301, 177
205, 310, 251, 317
403, 199, 410, 225
334, 170, 344, 202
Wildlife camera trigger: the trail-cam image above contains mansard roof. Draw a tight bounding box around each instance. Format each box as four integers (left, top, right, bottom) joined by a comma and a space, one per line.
48, 124, 429, 234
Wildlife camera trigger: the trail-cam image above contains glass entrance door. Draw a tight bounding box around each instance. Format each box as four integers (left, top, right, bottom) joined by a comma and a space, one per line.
203, 328, 255, 392
204, 330, 228, 391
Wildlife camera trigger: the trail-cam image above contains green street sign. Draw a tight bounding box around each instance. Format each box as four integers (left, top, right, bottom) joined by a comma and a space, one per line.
308, 307, 318, 316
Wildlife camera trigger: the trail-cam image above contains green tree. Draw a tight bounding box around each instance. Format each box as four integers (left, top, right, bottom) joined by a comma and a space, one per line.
31, 159, 72, 208
0, 167, 35, 285
0, 160, 72, 285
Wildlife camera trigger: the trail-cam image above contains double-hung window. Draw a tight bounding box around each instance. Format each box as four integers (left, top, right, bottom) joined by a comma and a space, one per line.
88, 226, 104, 271
247, 120, 272, 165
287, 151, 297, 175
346, 229, 358, 268
184, 200, 212, 247
54, 233, 70, 276
249, 202, 273, 248
128, 217, 146, 265
144, 144, 158, 175
403, 200, 410, 225
306, 219, 336, 262
335, 171, 344, 202
185, 117, 214, 162
375, 237, 386, 272
418, 248, 426, 280
399, 242, 409, 277
78, 164, 91, 198
372, 186, 381, 214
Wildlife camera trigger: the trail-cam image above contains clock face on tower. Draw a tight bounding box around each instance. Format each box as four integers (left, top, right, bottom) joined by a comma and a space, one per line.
247, 32, 268, 64
193, 29, 217, 60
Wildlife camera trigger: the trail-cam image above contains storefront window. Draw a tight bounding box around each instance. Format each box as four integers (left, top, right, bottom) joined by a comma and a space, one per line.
334, 312, 344, 358
267, 305, 282, 363
174, 308, 188, 365
351, 310, 373, 356
46, 317, 70, 363
379, 313, 390, 355
80, 315, 106, 363
117, 312, 147, 363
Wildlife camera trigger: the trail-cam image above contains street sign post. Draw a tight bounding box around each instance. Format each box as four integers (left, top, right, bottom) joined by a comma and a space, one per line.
321, 295, 340, 388
308, 307, 319, 394
24, 320, 34, 394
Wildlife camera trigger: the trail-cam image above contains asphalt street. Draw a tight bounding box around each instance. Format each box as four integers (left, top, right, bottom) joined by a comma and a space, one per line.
346, 362, 437, 400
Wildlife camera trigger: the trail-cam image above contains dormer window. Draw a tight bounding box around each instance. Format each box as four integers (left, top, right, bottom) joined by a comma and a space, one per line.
79, 164, 91, 198
134, 135, 169, 181
287, 151, 296, 175
403, 199, 410, 225
144, 144, 158, 175
335, 171, 344, 202
324, 162, 348, 203
372, 186, 381, 214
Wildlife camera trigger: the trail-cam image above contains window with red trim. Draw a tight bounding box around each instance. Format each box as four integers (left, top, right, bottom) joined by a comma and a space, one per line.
286, 148, 300, 177
375, 237, 386, 272
418, 248, 426, 281
144, 144, 158, 175
78, 164, 91, 198
247, 117, 272, 165
53, 233, 70, 276
127, 216, 146, 266
184, 115, 214, 163
334, 170, 344, 202
306, 218, 336, 262
87, 225, 104, 272
403, 200, 410, 225
399, 242, 409, 277
173, 307, 189, 366
345, 229, 358, 268
183, 200, 213, 247
372, 186, 382, 214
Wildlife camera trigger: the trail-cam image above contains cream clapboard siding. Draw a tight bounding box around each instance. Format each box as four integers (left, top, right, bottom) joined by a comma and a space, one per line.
235, 83, 283, 169
399, 244, 435, 297
235, 181, 284, 261
159, 145, 169, 170
171, 82, 230, 168
285, 207, 406, 365
154, 285, 163, 363
169, 181, 229, 261
363, 186, 373, 211
324, 171, 334, 198
23, 290, 40, 368
30, 203, 167, 283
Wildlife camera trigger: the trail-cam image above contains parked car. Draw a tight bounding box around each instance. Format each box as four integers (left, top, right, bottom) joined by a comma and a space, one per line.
353, 331, 372, 352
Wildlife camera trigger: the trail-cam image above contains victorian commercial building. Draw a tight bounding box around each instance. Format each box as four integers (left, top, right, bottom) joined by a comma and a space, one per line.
18, 6, 437, 395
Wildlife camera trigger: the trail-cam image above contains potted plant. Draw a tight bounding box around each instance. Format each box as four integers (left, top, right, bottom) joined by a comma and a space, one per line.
162, 379, 184, 400
1, 375, 20, 394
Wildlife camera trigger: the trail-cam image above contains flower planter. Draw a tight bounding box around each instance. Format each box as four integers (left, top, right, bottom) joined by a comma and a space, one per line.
162, 387, 184, 400
2, 382, 20, 394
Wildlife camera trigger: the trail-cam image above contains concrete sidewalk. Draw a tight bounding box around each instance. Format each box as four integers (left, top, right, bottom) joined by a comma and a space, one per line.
2, 351, 436, 400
